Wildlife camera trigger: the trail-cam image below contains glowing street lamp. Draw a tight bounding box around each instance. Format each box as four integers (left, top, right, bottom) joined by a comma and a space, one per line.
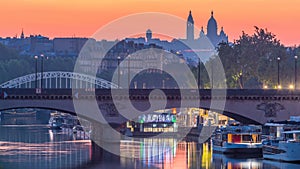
239, 72, 243, 89
263, 85, 268, 89
198, 58, 201, 89
128, 55, 130, 88
117, 56, 121, 88
40, 54, 48, 89
277, 57, 280, 89
295, 55, 298, 89
289, 84, 295, 90
277, 85, 282, 90
34, 56, 38, 88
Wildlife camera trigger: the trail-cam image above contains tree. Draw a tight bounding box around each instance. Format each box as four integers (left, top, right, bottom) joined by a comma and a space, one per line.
217, 26, 287, 88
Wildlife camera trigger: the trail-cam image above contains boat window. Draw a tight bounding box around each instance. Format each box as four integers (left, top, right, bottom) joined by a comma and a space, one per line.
229, 134, 241, 143
215, 134, 221, 140
285, 133, 294, 140
252, 134, 261, 143
294, 133, 300, 141
242, 135, 252, 142
222, 134, 227, 141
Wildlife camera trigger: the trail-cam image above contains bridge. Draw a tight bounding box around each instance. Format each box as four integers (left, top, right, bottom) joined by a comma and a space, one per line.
0, 71, 118, 89
0, 71, 300, 124
1, 70, 298, 157
0, 88, 300, 124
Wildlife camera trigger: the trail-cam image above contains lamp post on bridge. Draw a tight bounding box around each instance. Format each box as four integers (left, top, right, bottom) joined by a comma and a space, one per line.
40, 54, 48, 90
239, 71, 243, 89
40, 54, 44, 90
295, 55, 298, 89
198, 58, 201, 89
117, 56, 121, 89
211, 61, 214, 89
34, 56, 38, 88
128, 55, 130, 89
277, 57, 281, 89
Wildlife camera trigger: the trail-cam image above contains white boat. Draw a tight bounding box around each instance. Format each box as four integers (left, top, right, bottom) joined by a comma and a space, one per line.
263, 130, 300, 162
48, 116, 64, 129
72, 125, 84, 133
212, 125, 262, 154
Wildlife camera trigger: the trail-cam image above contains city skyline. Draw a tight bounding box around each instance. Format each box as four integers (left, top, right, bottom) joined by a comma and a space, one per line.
1, 0, 300, 46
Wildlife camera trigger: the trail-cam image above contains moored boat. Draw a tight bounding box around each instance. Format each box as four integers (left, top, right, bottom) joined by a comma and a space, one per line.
212, 124, 262, 154
48, 116, 64, 129
263, 130, 300, 162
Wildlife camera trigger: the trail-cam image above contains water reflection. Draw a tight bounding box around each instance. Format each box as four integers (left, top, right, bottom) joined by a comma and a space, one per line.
117, 138, 300, 169
213, 153, 262, 169
118, 138, 211, 169
1, 123, 300, 169
0, 125, 91, 169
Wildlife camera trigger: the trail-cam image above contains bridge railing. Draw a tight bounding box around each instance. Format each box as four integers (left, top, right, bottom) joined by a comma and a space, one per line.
0, 71, 118, 89
0, 89, 299, 100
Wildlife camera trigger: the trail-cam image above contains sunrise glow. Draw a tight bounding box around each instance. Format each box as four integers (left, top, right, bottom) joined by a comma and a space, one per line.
1, 0, 300, 45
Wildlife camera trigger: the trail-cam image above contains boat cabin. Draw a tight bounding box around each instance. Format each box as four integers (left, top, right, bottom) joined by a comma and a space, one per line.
215, 125, 262, 144
282, 130, 300, 142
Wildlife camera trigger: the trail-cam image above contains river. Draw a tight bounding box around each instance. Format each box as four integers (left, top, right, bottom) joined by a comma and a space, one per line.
0, 115, 299, 169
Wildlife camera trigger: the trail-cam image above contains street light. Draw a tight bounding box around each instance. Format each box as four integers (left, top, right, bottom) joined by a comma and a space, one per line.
117, 56, 121, 88
289, 84, 295, 90
277, 57, 280, 89
34, 56, 38, 88
295, 55, 298, 89
40, 54, 48, 90
198, 58, 201, 89
128, 55, 130, 88
277, 85, 282, 89
40, 54, 44, 89
211, 61, 214, 89
239, 72, 243, 89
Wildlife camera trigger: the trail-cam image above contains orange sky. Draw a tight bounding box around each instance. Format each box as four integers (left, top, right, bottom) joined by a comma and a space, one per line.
1, 0, 300, 46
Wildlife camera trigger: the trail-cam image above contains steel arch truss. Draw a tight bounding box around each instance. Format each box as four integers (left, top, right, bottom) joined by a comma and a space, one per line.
0, 71, 118, 89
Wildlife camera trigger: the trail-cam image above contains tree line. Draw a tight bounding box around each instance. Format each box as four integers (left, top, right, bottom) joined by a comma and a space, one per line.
194, 26, 299, 89
0, 26, 298, 89
0, 44, 76, 84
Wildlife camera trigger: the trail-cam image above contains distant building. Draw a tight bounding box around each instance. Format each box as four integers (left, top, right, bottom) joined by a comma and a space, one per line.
20, 29, 25, 39
29, 35, 53, 55
174, 10, 229, 63
146, 29, 152, 42
0, 37, 10, 46
187, 11, 194, 42
0, 30, 92, 57
206, 11, 228, 47
0, 11, 228, 63
183, 10, 229, 47
1, 30, 53, 56
53, 38, 88, 57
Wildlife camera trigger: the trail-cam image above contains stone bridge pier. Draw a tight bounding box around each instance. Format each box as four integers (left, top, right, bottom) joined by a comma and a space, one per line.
90, 122, 122, 162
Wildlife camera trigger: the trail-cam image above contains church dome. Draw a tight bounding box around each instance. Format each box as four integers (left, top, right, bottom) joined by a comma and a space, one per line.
207, 11, 217, 37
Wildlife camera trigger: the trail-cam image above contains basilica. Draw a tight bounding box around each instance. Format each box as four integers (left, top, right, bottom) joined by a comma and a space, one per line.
123, 11, 229, 63
185, 10, 228, 48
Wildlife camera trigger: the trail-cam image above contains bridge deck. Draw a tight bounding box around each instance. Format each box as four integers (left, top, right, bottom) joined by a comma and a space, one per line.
0, 89, 300, 100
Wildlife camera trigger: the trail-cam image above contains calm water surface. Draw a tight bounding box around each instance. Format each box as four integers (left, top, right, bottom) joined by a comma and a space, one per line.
0, 116, 300, 169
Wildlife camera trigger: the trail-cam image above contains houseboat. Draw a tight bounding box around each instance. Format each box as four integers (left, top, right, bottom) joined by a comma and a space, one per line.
263, 130, 300, 162
263, 120, 300, 162
212, 124, 262, 154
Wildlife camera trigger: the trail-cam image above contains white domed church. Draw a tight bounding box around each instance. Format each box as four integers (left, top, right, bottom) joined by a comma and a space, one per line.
186, 10, 228, 48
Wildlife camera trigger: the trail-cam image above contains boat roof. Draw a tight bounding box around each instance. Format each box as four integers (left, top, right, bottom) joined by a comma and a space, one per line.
264, 123, 285, 127
282, 130, 300, 134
